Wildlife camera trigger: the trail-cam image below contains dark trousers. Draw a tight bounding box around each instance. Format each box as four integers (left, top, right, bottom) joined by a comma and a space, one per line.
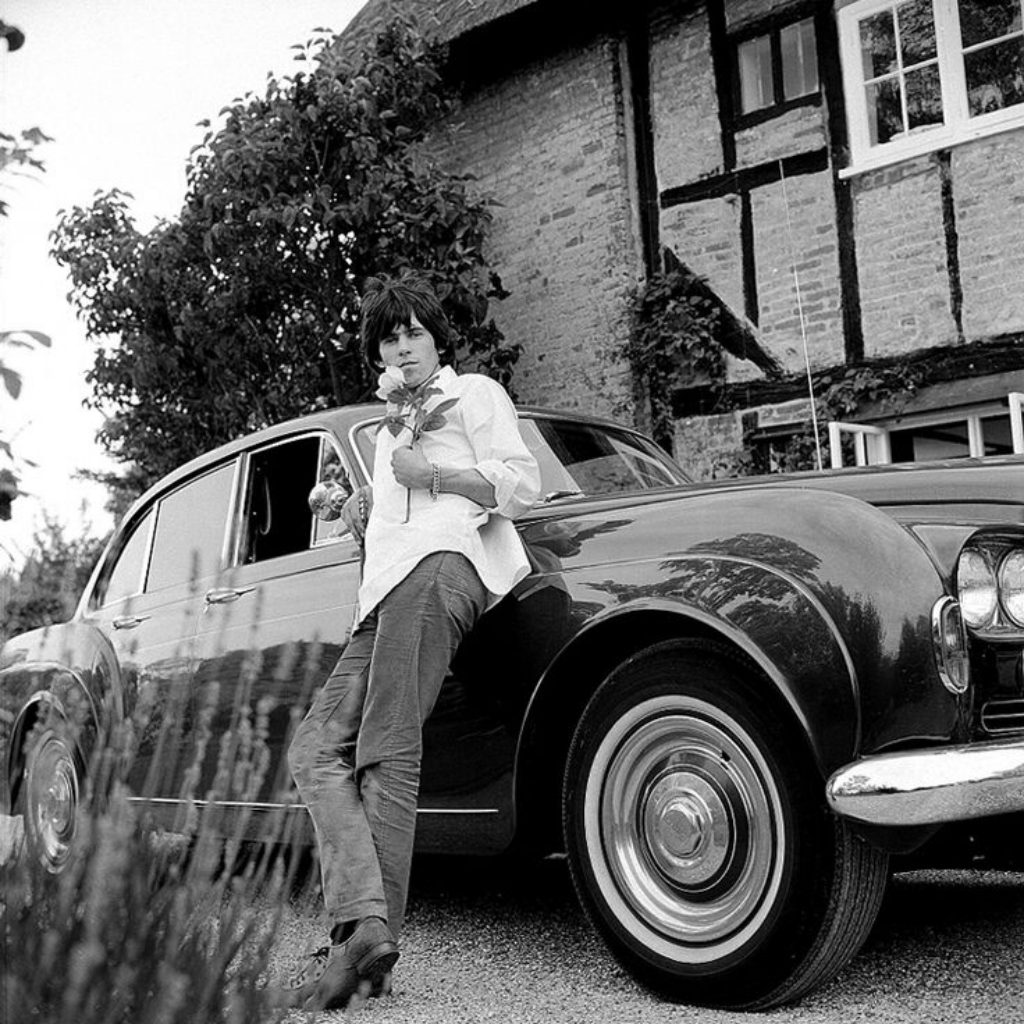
288, 552, 487, 936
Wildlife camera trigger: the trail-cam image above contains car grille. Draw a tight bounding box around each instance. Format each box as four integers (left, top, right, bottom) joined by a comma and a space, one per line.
980, 698, 1024, 734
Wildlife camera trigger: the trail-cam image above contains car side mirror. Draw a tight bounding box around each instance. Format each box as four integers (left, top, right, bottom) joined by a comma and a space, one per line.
308, 480, 350, 521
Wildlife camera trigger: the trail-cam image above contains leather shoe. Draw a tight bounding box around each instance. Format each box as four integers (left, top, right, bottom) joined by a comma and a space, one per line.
282, 916, 399, 1011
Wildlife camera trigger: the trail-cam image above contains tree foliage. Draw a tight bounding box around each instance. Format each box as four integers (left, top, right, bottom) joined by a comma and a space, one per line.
1, 516, 108, 639
1, 108, 53, 520
51, 18, 516, 493
0, 125, 51, 216
0, 330, 53, 522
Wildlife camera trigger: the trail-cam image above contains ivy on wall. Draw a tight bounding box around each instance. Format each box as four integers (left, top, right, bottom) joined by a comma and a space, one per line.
624, 265, 929, 475
625, 264, 726, 447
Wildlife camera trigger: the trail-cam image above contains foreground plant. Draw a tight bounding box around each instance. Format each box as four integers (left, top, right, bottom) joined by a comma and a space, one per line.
2, 780, 303, 1023
2, 641, 316, 1024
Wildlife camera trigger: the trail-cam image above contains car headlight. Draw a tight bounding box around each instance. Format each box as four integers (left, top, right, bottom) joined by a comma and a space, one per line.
999, 550, 1024, 627
957, 548, 998, 629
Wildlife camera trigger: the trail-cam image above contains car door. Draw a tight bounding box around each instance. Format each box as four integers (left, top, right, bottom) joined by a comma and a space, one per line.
189, 431, 363, 823
84, 460, 238, 804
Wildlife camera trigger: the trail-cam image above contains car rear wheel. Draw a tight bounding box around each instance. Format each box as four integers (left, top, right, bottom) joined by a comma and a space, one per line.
563, 639, 888, 1010
19, 720, 83, 873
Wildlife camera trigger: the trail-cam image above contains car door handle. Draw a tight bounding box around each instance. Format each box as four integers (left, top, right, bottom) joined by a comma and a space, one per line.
113, 614, 151, 630
204, 586, 256, 605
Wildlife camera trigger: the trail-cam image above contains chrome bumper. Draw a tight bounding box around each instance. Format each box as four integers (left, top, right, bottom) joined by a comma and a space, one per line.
826, 736, 1024, 827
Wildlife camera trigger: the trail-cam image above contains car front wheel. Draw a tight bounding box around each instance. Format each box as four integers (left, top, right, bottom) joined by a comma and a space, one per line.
563, 640, 888, 1010
19, 719, 83, 873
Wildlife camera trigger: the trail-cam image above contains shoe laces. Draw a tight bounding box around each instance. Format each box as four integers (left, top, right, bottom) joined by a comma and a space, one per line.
284, 944, 333, 990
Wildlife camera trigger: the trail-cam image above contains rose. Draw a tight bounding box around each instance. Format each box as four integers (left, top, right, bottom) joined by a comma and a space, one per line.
373, 366, 458, 522
375, 365, 407, 402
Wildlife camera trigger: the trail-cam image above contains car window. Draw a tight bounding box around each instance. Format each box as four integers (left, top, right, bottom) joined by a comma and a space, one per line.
312, 437, 354, 547
240, 434, 349, 563
350, 415, 687, 499
520, 418, 687, 497
147, 463, 235, 592
93, 508, 155, 608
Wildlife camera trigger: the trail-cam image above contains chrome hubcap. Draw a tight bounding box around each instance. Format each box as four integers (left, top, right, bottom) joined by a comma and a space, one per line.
28, 734, 79, 871
584, 695, 785, 962
643, 773, 729, 886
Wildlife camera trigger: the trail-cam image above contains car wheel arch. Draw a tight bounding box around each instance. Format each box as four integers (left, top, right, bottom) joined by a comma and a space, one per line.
511, 599, 854, 854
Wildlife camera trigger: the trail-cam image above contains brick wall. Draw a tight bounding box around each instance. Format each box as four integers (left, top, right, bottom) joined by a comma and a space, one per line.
752, 171, 844, 372
734, 105, 826, 168
661, 195, 746, 321
853, 156, 958, 357
725, 0, 802, 32
437, 37, 640, 419
672, 408, 746, 480
953, 131, 1024, 340
649, 3, 723, 185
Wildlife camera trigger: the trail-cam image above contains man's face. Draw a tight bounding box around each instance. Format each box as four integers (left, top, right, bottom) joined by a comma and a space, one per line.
379, 312, 441, 388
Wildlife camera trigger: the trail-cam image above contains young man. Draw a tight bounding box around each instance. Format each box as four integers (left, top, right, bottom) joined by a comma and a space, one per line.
285, 275, 540, 1010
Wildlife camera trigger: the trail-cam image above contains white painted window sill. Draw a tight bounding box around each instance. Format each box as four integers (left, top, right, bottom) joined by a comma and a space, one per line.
839, 111, 1024, 179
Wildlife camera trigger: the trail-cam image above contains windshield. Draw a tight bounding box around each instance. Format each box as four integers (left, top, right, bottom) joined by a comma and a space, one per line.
518, 418, 687, 499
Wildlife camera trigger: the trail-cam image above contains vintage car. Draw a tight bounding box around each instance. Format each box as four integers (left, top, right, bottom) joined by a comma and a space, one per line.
2, 402, 1023, 1010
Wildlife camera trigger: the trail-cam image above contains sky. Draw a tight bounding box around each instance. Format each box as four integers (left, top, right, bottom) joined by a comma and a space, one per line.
0, 0, 367, 569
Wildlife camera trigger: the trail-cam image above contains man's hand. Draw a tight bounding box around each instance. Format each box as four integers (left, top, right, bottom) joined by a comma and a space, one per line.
392, 445, 432, 489
340, 485, 373, 544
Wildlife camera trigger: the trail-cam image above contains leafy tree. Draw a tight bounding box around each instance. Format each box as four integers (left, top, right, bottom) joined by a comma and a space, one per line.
0, 331, 51, 522
51, 18, 516, 495
1, 108, 53, 521
0, 516, 108, 639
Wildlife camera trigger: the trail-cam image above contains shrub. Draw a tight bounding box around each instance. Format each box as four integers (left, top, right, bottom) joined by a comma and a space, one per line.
1, 644, 314, 1023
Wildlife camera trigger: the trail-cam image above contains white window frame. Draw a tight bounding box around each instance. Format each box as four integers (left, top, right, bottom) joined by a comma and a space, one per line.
839, 0, 1024, 175
828, 392, 1024, 466
828, 420, 892, 467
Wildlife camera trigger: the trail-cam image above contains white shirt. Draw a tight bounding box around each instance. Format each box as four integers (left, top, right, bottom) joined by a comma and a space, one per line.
358, 365, 541, 623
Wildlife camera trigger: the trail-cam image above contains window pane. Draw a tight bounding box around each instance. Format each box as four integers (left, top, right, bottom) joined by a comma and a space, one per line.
860, 8, 899, 78
891, 421, 972, 461
738, 35, 774, 112
906, 63, 945, 128
528, 419, 686, 497
898, 0, 938, 66
965, 36, 1024, 113
781, 18, 820, 99
866, 76, 905, 142
312, 439, 353, 546
981, 415, 1014, 455
148, 464, 234, 591
242, 436, 323, 563
100, 510, 154, 606
958, 0, 1023, 49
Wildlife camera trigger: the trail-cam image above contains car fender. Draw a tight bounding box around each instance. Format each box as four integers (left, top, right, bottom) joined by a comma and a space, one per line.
0, 623, 116, 812
515, 560, 859, 786
511, 486, 961, 844
1, 663, 98, 813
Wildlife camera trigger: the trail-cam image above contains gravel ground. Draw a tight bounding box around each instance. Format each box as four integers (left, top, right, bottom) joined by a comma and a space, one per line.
270, 855, 1024, 1024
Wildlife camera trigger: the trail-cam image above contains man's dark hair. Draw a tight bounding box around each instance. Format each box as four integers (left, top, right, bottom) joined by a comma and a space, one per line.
360, 274, 455, 369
